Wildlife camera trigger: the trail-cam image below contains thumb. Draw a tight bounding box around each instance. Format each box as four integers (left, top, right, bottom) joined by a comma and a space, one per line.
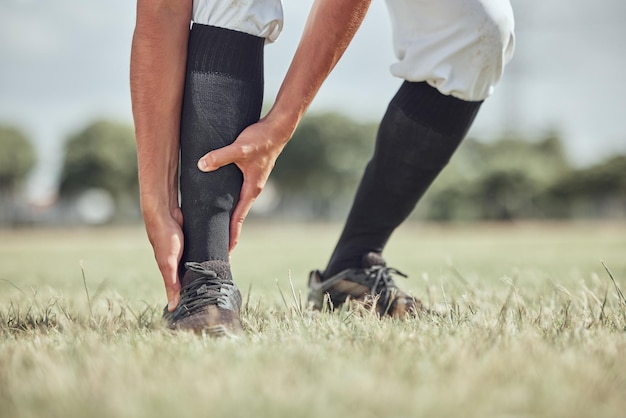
198, 144, 241, 172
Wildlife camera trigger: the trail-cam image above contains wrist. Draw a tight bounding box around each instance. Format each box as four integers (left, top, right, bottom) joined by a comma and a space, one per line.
262, 107, 301, 145
140, 193, 179, 221
137, 163, 180, 220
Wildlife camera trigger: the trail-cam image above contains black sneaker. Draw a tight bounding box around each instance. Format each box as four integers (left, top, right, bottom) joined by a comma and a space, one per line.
163, 261, 243, 337
307, 252, 424, 318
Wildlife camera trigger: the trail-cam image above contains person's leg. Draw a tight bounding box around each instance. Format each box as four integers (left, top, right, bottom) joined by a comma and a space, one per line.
167, 24, 263, 334
323, 0, 515, 278
308, 0, 514, 317
179, 24, 264, 272
323, 81, 481, 278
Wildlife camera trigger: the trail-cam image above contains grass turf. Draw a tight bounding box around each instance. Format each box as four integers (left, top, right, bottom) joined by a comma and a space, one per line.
1, 221, 625, 418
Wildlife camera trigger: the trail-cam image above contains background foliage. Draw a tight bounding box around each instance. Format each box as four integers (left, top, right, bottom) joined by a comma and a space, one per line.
0, 125, 36, 195
1, 113, 624, 225
0, 126, 37, 226
58, 120, 138, 203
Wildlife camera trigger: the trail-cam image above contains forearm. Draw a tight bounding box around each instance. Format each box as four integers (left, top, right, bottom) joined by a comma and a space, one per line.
264, 0, 371, 139
130, 0, 192, 219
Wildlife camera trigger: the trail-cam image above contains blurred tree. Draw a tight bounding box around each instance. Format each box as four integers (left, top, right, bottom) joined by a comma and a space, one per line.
59, 120, 138, 210
423, 183, 474, 221
419, 132, 573, 220
0, 125, 36, 194
547, 154, 626, 218
272, 112, 376, 217
473, 168, 536, 220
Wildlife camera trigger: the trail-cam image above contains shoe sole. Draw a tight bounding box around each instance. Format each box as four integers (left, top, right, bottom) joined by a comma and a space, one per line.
203, 324, 242, 339
166, 319, 244, 339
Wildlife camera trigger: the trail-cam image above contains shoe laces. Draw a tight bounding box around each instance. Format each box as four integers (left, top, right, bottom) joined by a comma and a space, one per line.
166, 262, 235, 322
365, 265, 408, 308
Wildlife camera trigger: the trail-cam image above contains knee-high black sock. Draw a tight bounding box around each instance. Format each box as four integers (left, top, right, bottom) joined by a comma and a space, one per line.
323, 81, 482, 278
178, 25, 264, 278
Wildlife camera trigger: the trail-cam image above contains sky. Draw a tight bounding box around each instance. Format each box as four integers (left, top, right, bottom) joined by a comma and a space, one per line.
1, 0, 625, 201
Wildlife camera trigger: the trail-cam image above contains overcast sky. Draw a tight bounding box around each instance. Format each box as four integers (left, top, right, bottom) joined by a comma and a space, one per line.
1, 0, 625, 200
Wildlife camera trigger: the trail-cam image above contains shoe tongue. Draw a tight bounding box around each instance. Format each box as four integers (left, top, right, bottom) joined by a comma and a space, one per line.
181, 260, 232, 287
362, 252, 386, 268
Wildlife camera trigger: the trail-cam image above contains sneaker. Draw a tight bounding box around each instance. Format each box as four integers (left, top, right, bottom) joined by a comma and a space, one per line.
163, 261, 243, 337
307, 252, 424, 318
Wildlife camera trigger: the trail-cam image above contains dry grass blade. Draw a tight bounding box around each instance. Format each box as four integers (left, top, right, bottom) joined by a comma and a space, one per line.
80, 260, 93, 319
602, 261, 626, 306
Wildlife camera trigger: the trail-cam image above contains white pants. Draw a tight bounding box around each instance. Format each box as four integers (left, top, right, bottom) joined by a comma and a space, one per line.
386, 0, 515, 101
192, 0, 283, 43
192, 0, 515, 101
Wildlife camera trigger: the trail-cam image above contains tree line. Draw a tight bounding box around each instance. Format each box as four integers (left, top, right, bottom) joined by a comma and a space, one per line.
0, 113, 624, 225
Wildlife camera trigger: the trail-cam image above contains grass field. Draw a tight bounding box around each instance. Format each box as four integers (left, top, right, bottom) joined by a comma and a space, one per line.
1, 221, 625, 418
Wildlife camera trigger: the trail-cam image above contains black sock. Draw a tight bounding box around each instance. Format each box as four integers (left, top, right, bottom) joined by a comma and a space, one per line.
323, 81, 482, 278
178, 24, 264, 278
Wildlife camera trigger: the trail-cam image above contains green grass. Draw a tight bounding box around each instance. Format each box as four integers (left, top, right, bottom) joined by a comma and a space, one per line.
1, 221, 626, 418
